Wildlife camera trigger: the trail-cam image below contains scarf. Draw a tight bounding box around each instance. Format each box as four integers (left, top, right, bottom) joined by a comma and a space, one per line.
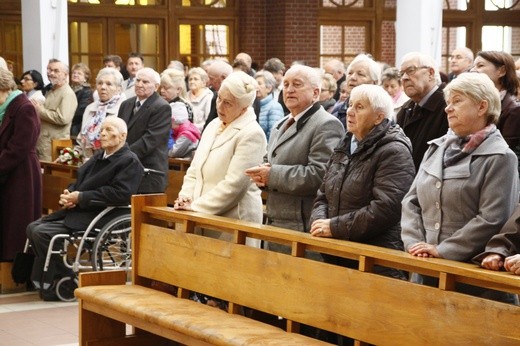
443, 124, 496, 167
0, 90, 22, 125
80, 94, 121, 150
173, 121, 201, 143
392, 90, 403, 104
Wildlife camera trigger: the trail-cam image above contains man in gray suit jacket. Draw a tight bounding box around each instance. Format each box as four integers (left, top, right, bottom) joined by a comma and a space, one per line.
246, 64, 343, 234
117, 67, 171, 193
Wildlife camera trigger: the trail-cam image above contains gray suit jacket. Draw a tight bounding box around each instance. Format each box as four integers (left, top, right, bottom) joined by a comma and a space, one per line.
265, 102, 344, 232
117, 92, 171, 193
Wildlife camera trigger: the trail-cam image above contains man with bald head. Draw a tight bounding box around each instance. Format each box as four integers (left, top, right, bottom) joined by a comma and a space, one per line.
396, 52, 449, 171
203, 59, 234, 130
246, 64, 343, 237
26, 116, 144, 301
117, 67, 171, 193
324, 58, 346, 101
32, 59, 77, 161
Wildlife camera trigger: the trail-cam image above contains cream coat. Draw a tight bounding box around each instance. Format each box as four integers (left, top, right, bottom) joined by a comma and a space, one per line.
179, 108, 267, 244
36, 84, 78, 161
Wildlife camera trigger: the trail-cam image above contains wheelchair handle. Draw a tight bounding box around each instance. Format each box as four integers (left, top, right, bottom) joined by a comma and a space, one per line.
143, 168, 166, 176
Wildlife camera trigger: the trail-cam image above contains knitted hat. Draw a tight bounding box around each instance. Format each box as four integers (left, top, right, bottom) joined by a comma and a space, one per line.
171, 102, 189, 125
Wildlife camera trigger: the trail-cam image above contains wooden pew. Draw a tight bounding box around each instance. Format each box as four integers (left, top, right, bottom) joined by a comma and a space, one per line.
75, 194, 520, 345
51, 138, 74, 161
40, 161, 78, 214
166, 158, 191, 206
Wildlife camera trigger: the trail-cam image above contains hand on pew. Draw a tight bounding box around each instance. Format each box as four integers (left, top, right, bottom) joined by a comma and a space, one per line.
504, 254, 520, 274
481, 253, 505, 271
407, 241, 440, 258
173, 196, 192, 211
310, 219, 331, 237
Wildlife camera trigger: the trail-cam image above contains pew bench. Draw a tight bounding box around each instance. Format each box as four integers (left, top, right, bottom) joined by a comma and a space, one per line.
166, 158, 191, 206
40, 161, 78, 214
75, 194, 520, 345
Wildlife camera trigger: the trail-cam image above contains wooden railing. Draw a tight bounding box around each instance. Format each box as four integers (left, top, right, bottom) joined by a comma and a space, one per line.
41, 157, 192, 214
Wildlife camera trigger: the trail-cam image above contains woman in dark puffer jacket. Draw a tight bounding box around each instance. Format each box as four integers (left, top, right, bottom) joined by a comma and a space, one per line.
310, 84, 415, 279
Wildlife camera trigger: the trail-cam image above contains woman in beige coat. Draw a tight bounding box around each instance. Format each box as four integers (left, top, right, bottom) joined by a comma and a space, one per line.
175, 71, 267, 247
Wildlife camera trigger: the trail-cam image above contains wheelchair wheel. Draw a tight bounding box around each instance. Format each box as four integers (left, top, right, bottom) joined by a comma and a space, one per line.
91, 215, 132, 272
56, 276, 78, 302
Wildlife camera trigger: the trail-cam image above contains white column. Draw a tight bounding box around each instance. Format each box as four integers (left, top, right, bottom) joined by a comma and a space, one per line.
21, 0, 69, 83
395, 0, 443, 67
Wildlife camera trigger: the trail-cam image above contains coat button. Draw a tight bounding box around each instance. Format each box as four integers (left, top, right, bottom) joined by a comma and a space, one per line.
435, 202, 440, 209
435, 181, 441, 188
434, 222, 440, 230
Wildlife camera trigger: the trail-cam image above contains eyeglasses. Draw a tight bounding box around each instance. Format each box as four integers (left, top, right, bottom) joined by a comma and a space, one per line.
22, 76, 33, 82
398, 66, 429, 79
448, 55, 465, 61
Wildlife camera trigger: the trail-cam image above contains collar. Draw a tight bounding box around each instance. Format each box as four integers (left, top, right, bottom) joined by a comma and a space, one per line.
290, 103, 314, 123
417, 85, 439, 107
136, 96, 149, 105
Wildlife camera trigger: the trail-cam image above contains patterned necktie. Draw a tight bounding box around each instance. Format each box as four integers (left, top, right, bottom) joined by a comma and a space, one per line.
134, 100, 141, 114
283, 117, 295, 133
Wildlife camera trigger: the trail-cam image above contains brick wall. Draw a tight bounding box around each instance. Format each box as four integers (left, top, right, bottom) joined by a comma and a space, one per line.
380, 21, 396, 66
238, 0, 266, 68
240, 0, 319, 68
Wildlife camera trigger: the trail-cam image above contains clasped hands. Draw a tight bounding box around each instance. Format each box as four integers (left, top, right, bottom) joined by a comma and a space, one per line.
407, 242, 440, 258
244, 163, 271, 187
481, 253, 520, 274
59, 189, 79, 209
174, 196, 193, 211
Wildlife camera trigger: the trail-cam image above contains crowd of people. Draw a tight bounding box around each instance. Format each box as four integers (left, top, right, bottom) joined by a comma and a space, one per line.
1, 48, 520, 312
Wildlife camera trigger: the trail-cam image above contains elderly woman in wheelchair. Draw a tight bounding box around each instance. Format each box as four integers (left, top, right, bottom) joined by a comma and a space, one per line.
26, 117, 144, 301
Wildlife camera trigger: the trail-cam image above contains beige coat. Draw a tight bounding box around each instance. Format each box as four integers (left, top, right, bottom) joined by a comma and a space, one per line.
179, 108, 267, 245
37, 84, 78, 161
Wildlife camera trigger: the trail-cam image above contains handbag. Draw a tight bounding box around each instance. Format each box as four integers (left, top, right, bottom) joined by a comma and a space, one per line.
11, 240, 34, 284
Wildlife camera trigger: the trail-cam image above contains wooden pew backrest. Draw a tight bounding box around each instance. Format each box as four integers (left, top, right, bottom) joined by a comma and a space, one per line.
131, 195, 520, 345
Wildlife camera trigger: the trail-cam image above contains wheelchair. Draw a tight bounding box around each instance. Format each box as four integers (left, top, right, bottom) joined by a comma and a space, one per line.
40, 206, 132, 301
37, 168, 164, 301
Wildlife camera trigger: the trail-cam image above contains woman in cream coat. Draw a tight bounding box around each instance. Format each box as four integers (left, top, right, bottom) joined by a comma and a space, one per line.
175, 71, 267, 246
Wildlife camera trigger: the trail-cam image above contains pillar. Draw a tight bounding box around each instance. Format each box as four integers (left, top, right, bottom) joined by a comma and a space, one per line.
21, 0, 69, 83
395, 0, 443, 66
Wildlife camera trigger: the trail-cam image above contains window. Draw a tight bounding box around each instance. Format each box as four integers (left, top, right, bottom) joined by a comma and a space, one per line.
179, 23, 230, 67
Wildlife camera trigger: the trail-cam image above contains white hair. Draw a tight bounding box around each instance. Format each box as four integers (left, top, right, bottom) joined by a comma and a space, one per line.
349, 84, 394, 119
400, 52, 441, 85
96, 67, 124, 88
284, 64, 322, 90
347, 54, 381, 85
220, 71, 258, 107
137, 67, 160, 85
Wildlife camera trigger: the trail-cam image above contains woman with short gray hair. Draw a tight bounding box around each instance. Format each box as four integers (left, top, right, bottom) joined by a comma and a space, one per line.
187, 67, 213, 131
255, 70, 283, 140
401, 72, 519, 303
76, 67, 126, 160
310, 84, 414, 280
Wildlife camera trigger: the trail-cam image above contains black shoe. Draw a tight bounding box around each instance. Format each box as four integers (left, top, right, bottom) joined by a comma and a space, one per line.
39, 287, 60, 301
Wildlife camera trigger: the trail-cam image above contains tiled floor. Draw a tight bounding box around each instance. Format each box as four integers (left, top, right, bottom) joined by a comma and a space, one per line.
0, 291, 78, 346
